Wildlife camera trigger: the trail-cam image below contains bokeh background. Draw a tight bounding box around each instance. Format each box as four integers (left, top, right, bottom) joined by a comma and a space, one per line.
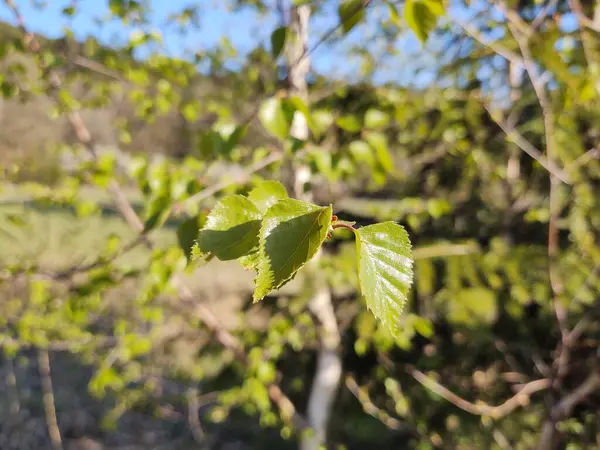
0, 0, 599, 449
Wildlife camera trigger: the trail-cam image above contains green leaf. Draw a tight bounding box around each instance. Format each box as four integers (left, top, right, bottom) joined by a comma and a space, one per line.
254, 199, 332, 301
288, 96, 318, 137
336, 114, 362, 132
356, 222, 413, 338
177, 216, 204, 262
259, 97, 294, 140
338, 0, 366, 34
248, 181, 288, 213
197, 195, 262, 260
270, 26, 287, 59
365, 108, 390, 129
386, 1, 401, 27
405, 0, 441, 43
364, 131, 394, 173
447, 288, 498, 325
349, 140, 375, 166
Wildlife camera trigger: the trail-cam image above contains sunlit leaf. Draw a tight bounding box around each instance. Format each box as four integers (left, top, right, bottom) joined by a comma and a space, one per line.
259, 97, 295, 140
365, 108, 390, 129
254, 199, 332, 301
336, 114, 362, 132
197, 195, 262, 260
248, 180, 288, 213
405, 0, 442, 43
356, 222, 413, 338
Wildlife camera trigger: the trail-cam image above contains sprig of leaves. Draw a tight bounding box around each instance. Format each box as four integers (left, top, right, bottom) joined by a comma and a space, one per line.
192, 180, 414, 338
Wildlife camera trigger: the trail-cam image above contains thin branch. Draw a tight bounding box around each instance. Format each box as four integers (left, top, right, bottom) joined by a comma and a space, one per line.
569, 0, 600, 32
452, 15, 524, 67
410, 369, 550, 419
345, 375, 416, 434
483, 104, 570, 184
531, 0, 560, 30
186, 388, 207, 447
37, 350, 63, 450
537, 371, 600, 449
174, 150, 283, 214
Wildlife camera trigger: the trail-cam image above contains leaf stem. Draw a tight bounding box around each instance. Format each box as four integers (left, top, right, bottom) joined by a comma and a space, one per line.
332, 222, 357, 233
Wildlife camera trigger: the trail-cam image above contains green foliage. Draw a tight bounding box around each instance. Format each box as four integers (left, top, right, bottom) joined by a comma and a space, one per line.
196, 195, 262, 261
253, 199, 332, 300
194, 191, 415, 335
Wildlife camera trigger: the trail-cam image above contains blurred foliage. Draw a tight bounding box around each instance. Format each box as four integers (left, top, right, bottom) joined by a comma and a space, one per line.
0, 0, 600, 449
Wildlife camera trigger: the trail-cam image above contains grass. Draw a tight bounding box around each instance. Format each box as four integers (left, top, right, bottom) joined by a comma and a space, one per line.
0, 201, 172, 271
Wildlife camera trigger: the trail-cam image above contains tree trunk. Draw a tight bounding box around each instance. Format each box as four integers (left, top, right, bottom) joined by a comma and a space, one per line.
285, 4, 342, 450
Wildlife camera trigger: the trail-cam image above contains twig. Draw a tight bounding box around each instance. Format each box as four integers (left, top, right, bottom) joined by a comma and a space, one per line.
483, 104, 570, 184
569, 0, 600, 32
345, 375, 413, 432
537, 371, 600, 449
410, 369, 550, 419
37, 350, 63, 450
451, 14, 523, 67
175, 150, 283, 214
186, 388, 207, 447
531, 0, 559, 30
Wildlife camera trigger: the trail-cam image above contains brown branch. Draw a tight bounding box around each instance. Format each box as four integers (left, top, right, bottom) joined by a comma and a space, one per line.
537, 371, 600, 449
174, 150, 284, 215
37, 350, 63, 450
410, 369, 550, 419
482, 104, 570, 184
451, 14, 524, 67
345, 375, 413, 433
186, 388, 207, 446
568, 0, 600, 32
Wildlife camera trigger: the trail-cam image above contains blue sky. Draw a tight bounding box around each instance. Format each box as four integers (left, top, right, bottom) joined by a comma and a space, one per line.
0, 0, 435, 85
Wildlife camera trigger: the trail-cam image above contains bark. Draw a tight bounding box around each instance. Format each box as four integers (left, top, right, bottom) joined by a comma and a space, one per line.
285, 4, 342, 450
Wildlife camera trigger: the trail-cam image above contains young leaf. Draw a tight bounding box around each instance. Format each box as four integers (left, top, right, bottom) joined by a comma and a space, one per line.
248, 181, 288, 213
254, 199, 332, 301
270, 26, 287, 59
177, 215, 204, 262
197, 195, 262, 260
404, 0, 441, 43
338, 0, 366, 34
356, 222, 413, 338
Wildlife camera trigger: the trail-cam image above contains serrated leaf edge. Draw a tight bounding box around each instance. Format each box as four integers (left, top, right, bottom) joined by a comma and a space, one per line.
355, 221, 414, 336
253, 201, 332, 302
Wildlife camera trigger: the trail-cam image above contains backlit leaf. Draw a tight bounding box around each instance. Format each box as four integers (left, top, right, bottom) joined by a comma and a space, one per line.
259, 97, 295, 140
254, 199, 332, 301
248, 180, 288, 213
197, 195, 262, 260
405, 0, 441, 43
338, 0, 366, 34
356, 222, 413, 338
